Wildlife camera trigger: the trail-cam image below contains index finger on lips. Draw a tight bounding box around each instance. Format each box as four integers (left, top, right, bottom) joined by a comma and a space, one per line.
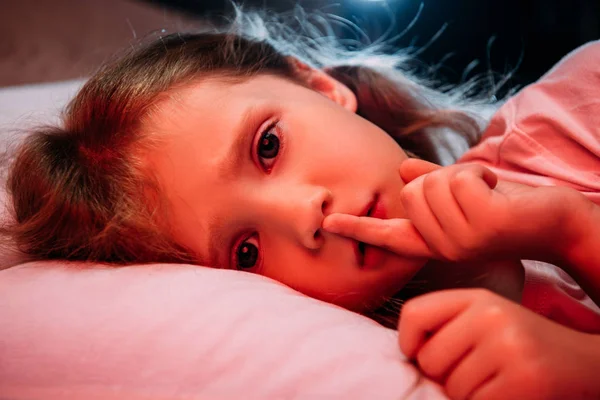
322, 214, 434, 258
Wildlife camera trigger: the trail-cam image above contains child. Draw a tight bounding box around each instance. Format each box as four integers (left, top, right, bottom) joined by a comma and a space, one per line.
2, 6, 599, 399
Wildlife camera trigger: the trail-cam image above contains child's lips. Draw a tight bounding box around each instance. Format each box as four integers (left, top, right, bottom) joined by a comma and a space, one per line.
368, 194, 387, 220
353, 194, 387, 269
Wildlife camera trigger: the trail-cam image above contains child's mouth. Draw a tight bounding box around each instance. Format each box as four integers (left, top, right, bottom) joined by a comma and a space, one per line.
355, 198, 375, 264
358, 241, 366, 256
355, 194, 387, 269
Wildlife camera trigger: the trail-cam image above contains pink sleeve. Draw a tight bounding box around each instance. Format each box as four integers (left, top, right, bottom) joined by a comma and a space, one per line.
520, 261, 600, 333
459, 40, 600, 205
458, 40, 600, 332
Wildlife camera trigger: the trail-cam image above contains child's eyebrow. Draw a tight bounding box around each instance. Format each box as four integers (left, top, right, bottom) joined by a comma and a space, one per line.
216, 104, 261, 181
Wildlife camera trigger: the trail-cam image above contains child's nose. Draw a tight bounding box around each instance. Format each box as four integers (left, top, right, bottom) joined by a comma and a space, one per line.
263, 185, 332, 250
299, 187, 332, 249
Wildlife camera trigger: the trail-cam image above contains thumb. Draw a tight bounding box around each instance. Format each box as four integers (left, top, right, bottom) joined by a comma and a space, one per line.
399, 158, 442, 183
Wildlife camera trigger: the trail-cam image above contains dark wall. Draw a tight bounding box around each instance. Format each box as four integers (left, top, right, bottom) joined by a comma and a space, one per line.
351, 0, 600, 88
143, 0, 600, 88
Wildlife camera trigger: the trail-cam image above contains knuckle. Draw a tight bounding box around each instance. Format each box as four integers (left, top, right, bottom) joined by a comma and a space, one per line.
422, 172, 442, 191
439, 245, 461, 262
480, 304, 508, 327
467, 163, 485, 174
416, 349, 438, 378
444, 377, 465, 400
450, 170, 471, 186
455, 236, 476, 252
400, 186, 416, 206
400, 300, 422, 322
380, 221, 396, 246
498, 327, 531, 358
437, 233, 486, 262
500, 326, 542, 361
455, 234, 484, 257
381, 220, 394, 236
446, 372, 477, 400
440, 239, 480, 262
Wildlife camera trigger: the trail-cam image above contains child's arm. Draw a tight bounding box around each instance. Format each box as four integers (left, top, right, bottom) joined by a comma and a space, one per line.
398, 288, 600, 400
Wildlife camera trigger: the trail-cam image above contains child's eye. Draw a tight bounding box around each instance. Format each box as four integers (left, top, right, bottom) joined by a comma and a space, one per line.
255, 122, 282, 172
234, 235, 260, 270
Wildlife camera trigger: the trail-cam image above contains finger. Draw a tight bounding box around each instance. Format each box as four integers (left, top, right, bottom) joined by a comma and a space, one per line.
398, 289, 475, 360
401, 175, 447, 258
415, 309, 479, 381
322, 214, 433, 258
399, 158, 442, 183
454, 163, 497, 190
469, 373, 510, 400
450, 166, 498, 224
420, 169, 470, 235
444, 343, 499, 400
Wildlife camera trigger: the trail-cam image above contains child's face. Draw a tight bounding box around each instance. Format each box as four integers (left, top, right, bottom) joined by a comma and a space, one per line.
144, 71, 427, 311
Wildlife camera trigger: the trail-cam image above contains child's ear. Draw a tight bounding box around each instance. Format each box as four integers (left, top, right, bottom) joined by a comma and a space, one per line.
289, 58, 357, 112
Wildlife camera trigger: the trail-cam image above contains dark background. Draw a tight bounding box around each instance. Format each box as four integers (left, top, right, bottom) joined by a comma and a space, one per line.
143, 0, 600, 90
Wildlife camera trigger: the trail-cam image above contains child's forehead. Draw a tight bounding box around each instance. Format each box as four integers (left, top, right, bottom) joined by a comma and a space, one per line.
160, 78, 238, 109
148, 74, 287, 126
159, 74, 285, 108
143, 75, 285, 145
150, 75, 302, 135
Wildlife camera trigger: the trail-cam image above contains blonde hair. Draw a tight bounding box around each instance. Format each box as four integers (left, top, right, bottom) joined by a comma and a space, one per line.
1, 5, 503, 267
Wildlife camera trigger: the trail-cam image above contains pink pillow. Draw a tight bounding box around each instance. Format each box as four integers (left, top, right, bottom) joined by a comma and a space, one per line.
0, 261, 446, 399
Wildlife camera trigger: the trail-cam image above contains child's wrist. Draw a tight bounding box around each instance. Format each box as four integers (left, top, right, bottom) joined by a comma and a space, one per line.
557, 191, 599, 274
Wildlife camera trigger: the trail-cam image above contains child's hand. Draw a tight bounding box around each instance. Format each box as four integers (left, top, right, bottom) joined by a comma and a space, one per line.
323, 159, 585, 263
399, 288, 600, 400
